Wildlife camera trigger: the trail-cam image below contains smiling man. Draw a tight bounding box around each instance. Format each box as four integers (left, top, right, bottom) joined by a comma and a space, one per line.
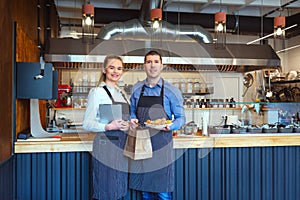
129, 50, 186, 200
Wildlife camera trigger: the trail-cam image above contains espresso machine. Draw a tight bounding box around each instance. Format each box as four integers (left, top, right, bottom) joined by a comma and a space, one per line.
55, 84, 72, 108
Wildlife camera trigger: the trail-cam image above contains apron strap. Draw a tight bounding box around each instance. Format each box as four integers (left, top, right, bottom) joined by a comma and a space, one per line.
140, 79, 165, 97
103, 85, 115, 103
103, 85, 129, 104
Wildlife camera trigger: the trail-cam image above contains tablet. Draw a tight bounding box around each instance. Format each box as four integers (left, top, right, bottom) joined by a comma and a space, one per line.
99, 104, 122, 124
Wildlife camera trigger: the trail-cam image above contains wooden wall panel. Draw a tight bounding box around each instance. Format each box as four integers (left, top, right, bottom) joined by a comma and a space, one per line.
0, 0, 14, 163
14, 0, 59, 136
15, 20, 40, 136
0, 0, 59, 163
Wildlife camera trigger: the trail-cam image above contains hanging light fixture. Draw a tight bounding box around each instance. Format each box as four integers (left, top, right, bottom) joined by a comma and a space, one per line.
82, 2, 94, 44
274, 16, 286, 39
150, 8, 162, 29
214, 11, 226, 49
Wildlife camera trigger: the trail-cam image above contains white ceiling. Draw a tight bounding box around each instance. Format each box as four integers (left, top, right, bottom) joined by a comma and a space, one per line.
54, 0, 300, 36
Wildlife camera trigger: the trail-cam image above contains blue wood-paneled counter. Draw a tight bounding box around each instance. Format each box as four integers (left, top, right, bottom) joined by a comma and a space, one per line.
14, 133, 300, 200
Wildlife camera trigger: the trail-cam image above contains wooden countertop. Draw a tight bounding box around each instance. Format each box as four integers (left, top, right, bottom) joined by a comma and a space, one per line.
14, 132, 300, 153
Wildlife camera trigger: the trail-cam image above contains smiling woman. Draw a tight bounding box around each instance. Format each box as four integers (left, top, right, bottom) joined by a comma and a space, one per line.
82, 54, 131, 200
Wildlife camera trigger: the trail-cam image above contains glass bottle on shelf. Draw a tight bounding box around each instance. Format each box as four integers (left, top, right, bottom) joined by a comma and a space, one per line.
82, 73, 88, 93
173, 79, 180, 90
187, 79, 193, 93
194, 81, 200, 93
181, 80, 186, 93
195, 99, 200, 108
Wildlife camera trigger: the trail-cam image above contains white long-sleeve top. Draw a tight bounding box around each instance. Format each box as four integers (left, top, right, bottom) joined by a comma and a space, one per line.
82, 82, 128, 132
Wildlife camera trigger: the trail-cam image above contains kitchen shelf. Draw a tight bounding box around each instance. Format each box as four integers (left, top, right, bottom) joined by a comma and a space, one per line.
51, 107, 85, 111
54, 67, 101, 71
72, 92, 89, 95
271, 79, 300, 84
182, 92, 211, 96
184, 107, 241, 110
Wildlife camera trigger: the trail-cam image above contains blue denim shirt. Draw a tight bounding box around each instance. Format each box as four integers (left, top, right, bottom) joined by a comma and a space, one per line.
130, 78, 186, 130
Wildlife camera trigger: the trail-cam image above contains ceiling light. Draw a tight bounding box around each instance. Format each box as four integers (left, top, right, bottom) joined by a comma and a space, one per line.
82, 3, 94, 44
274, 16, 285, 39
214, 11, 226, 49
150, 8, 162, 29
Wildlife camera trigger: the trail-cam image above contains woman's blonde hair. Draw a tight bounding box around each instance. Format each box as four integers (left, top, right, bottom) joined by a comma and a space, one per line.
97, 54, 124, 86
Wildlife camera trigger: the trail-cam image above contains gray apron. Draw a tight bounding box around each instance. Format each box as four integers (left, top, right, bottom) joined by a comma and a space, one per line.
129, 80, 175, 193
92, 86, 130, 200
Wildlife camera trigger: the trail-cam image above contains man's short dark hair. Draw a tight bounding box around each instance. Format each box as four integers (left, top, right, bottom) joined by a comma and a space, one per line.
144, 50, 162, 63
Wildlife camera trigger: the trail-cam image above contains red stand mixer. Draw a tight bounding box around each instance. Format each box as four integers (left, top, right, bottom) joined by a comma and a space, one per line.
55, 84, 72, 108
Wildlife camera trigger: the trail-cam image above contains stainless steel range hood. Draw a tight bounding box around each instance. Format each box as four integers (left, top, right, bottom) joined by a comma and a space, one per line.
45, 0, 280, 72
45, 37, 281, 72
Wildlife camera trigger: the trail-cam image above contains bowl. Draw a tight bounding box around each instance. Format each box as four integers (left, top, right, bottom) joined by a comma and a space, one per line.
278, 127, 293, 133
262, 128, 278, 133
293, 127, 300, 133
247, 127, 262, 133
231, 127, 247, 134
210, 126, 230, 134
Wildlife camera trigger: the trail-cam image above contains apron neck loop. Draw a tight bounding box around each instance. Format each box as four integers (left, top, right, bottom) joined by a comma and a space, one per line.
141, 79, 164, 96
103, 85, 129, 104
103, 85, 115, 104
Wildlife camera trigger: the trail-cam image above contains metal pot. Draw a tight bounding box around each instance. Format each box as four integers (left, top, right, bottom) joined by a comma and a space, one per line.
184, 121, 198, 135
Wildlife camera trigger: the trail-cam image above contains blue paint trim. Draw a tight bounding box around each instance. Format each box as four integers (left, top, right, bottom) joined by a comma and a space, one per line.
0, 156, 14, 200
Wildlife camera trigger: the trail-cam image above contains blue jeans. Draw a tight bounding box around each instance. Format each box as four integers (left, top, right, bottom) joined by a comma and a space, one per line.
142, 191, 172, 200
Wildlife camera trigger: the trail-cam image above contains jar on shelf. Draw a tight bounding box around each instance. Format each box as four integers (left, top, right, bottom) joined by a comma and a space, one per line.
180, 81, 186, 93
173, 79, 180, 90
218, 99, 224, 108
186, 99, 192, 108
187, 79, 193, 93
225, 99, 230, 108
206, 99, 211, 108
199, 83, 207, 93
184, 121, 198, 135
201, 98, 206, 108
195, 99, 200, 108
194, 81, 200, 93
183, 98, 188, 108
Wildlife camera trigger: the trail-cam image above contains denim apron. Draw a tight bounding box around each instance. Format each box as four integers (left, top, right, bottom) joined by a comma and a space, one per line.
129, 80, 175, 193
92, 86, 130, 200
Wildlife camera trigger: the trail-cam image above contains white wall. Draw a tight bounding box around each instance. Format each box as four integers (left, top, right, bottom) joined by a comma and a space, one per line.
226, 33, 300, 73
277, 35, 300, 72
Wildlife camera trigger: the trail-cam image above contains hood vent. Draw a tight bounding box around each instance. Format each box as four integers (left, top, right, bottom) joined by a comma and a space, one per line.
45, 38, 280, 72
96, 0, 213, 44
96, 19, 213, 44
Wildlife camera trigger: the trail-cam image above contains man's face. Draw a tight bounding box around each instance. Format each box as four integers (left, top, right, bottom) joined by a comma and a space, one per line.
144, 55, 163, 79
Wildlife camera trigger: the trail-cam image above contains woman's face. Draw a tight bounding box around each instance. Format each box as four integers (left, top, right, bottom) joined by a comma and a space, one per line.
103, 59, 123, 85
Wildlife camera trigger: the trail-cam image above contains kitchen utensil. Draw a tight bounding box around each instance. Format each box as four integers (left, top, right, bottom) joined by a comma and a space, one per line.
242, 73, 254, 97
